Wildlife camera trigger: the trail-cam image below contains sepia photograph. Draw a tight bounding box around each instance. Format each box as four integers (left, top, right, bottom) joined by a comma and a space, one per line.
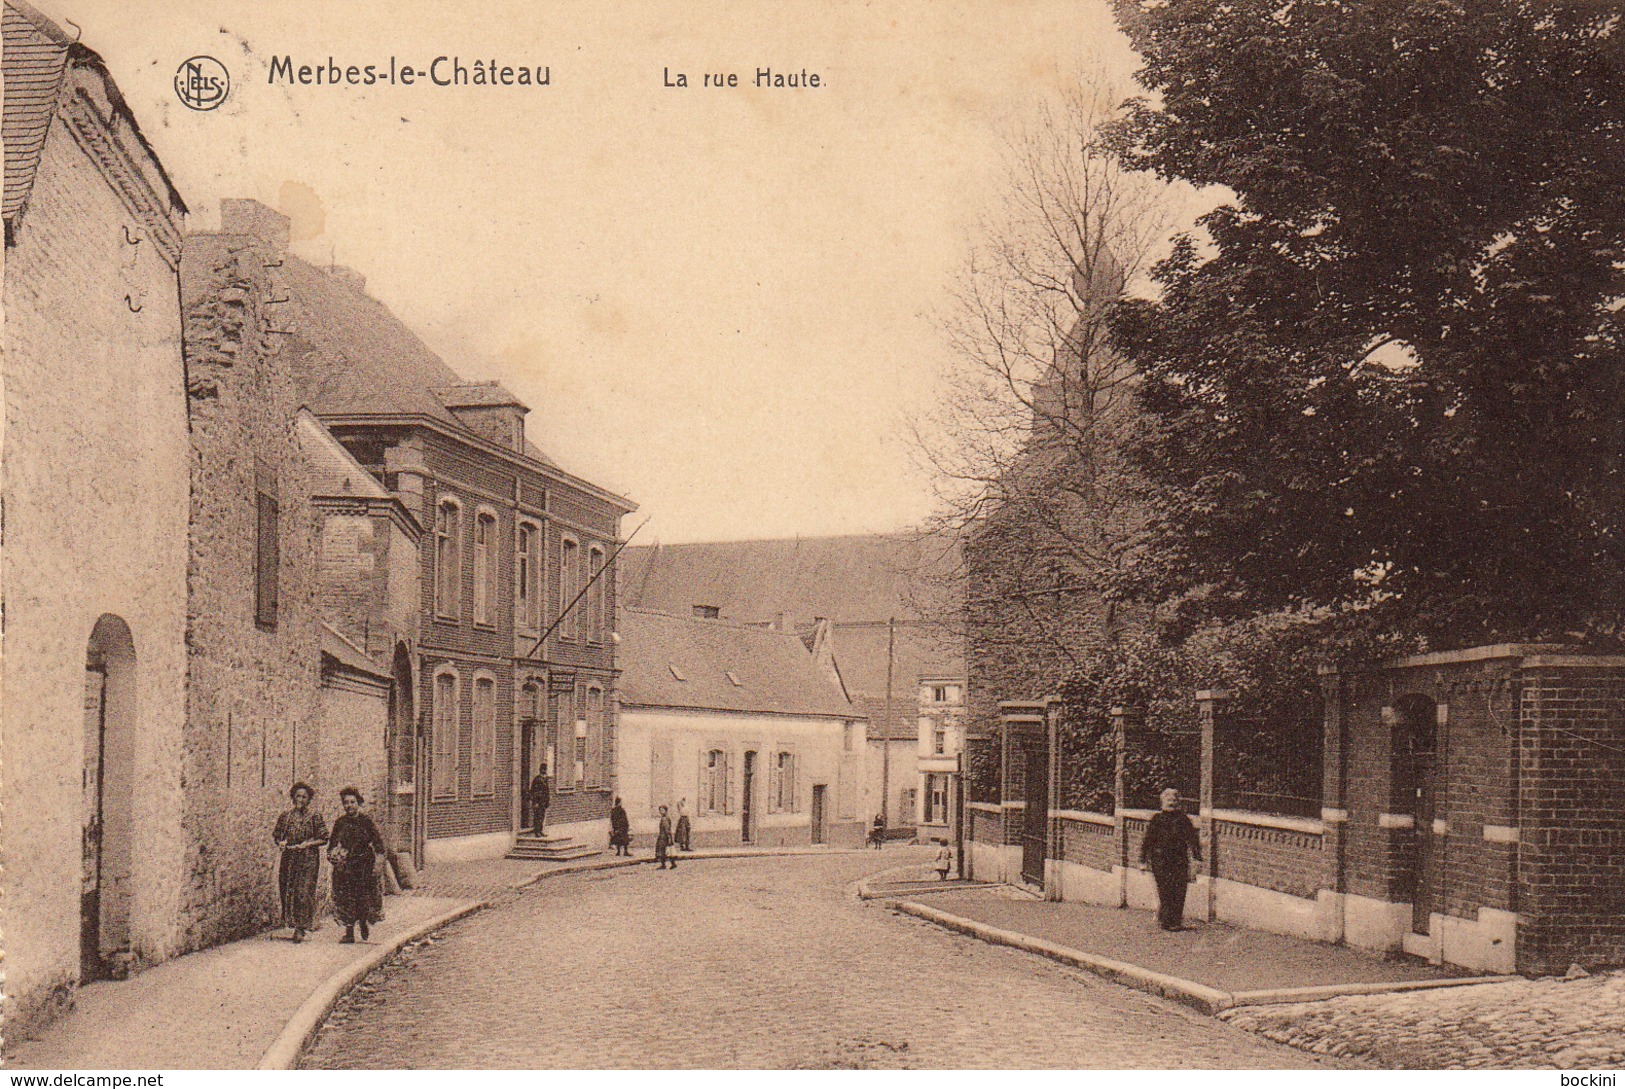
2, 0, 1623, 1074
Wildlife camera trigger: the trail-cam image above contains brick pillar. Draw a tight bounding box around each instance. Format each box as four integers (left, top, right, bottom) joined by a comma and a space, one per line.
1111, 705, 1130, 907
1196, 689, 1230, 921
1318, 666, 1349, 941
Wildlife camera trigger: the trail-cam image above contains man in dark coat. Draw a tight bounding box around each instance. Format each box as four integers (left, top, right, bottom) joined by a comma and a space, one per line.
528, 765, 550, 836
1140, 787, 1202, 931
609, 797, 632, 856
655, 805, 677, 869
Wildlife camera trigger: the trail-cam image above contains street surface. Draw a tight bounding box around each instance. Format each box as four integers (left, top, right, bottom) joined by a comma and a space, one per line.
301, 852, 1327, 1068
1223, 968, 1625, 1069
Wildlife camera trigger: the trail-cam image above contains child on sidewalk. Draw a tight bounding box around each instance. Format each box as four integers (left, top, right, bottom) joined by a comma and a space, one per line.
934, 840, 953, 880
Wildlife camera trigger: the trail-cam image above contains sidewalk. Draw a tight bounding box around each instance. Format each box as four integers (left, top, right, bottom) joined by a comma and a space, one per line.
882, 885, 1497, 1014
4, 844, 877, 1070
4, 895, 479, 1070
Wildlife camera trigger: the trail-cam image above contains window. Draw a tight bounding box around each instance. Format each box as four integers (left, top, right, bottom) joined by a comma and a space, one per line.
587, 546, 606, 644
431, 669, 459, 800
932, 686, 947, 703
585, 686, 605, 788
934, 727, 946, 755
473, 511, 496, 626
773, 751, 796, 812
471, 674, 496, 795
516, 522, 540, 630
573, 713, 587, 788
255, 487, 279, 629
559, 537, 579, 640
692, 604, 719, 620
704, 749, 727, 814
435, 498, 462, 620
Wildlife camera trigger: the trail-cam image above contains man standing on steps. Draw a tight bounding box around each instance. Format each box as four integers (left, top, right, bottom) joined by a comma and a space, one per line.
1140, 787, 1201, 931
528, 764, 550, 836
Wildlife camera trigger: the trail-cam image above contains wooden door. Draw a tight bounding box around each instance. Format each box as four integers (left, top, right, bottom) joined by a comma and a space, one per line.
811, 785, 827, 844
741, 751, 756, 843
81, 666, 107, 981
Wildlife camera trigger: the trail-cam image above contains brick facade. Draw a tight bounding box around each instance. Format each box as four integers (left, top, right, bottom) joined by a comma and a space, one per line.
969, 646, 1625, 974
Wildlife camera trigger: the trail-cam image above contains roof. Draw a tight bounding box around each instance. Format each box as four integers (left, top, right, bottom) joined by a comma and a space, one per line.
622, 532, 962, 631
619, 608, 859, 720
319, 622, 391, 681
621, 532, 964, 737
436, 381, 528, 411
3, 1, 186, 230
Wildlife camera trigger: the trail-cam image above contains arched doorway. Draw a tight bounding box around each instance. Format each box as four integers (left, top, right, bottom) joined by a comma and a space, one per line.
387, 644, 421, 869
83, 615, 136, 982
1392, 694, 1440, 935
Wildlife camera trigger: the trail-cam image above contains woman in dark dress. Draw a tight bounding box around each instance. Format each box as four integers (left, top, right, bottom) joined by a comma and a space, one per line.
272, 782, 327, 943
328, 787, 386, 943
609, 797, 632, 856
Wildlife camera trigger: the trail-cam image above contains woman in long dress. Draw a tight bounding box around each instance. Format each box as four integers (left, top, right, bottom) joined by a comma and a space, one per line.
609, 797, 632, 856
272, 782, 327, 943
328, 787, 386, 943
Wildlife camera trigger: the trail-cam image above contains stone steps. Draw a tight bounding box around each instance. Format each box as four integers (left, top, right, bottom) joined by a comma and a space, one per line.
506, 833, 602, 862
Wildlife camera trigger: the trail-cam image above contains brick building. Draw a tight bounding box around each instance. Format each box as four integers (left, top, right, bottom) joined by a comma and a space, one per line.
1, 1, 191, 1033
213, 199, 635, 861
968, 645, 1625, 975
617, 609, 867, 849
621, 533, 965, 838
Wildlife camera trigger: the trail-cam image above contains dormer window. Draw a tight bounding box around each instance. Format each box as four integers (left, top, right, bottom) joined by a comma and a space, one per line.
669, 662, 687, 682
725, 670, 743, 687
693, 604, 720, 620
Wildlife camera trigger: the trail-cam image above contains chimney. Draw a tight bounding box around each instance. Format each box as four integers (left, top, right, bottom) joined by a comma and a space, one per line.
219, 198, 289, 258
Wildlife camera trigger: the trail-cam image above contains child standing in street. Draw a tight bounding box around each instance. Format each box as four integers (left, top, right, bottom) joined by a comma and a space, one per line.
934, 840, 953, 880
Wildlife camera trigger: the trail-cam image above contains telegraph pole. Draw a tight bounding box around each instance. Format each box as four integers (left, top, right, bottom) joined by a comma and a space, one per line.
881, 616, 895, 831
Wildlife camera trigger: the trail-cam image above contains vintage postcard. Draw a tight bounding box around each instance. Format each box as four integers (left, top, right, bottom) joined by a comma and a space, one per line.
3, 0, 1621, 1074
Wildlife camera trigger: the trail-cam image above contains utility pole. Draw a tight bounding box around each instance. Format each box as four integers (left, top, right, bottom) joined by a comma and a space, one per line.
881, 616, 895, 831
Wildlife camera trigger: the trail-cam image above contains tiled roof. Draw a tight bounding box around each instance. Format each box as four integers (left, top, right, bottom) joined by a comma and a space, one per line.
319, 622, 390, 680
279, 256, 562, 468
619, 608, 859, 720
622, 532, 962, 630
622, 532, 964, 736
3, 1, 185, 231
436, 381, 528, 410
2, 2, 70, 226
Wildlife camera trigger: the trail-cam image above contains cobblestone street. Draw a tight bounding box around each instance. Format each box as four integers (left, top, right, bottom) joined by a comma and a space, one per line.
301, 853, 1331, 1069
1222, 969, 1625, 1069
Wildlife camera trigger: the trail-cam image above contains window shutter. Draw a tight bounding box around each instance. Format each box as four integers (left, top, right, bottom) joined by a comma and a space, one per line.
723, 751, 733, 815
698, 750, 708, 813
790, 753, 798, 812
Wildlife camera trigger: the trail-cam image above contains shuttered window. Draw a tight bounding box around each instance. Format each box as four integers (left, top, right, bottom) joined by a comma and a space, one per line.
431, 671, 459, 800
471, 675, 496, 796
255, 490, 278, 629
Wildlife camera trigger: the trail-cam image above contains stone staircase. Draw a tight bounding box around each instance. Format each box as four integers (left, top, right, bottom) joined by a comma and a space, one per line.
505, 831, 602, 863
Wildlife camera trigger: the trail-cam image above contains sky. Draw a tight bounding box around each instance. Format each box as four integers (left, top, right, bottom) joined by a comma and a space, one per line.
45, 0, 1144, 543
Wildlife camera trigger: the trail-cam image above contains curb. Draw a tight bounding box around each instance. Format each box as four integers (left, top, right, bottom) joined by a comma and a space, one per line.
257, 900, 485, 1070
1227, 974, 1515, 1009
510, 846, 880, 890
889, 898, 1505, 1016
890, 899, 1233, 1014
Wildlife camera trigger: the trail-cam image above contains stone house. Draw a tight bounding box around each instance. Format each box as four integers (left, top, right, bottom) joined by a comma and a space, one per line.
213, 199, 635, 862
616, 608, 867, 849
621, 532, 965, 839
1, 0, 191, 1033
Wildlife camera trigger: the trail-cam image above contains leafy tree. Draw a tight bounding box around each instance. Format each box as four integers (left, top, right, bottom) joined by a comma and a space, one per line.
1110, 0, 1625, 645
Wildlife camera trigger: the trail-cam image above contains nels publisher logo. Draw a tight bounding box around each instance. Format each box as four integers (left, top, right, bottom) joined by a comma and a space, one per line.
175, 55, 230, 111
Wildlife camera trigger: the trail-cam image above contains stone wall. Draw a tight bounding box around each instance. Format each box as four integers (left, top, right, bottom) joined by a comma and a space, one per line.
1, 67, 190, 1035
179, 229, 322, 951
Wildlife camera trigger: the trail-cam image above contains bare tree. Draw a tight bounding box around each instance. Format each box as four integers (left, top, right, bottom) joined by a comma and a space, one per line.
910, 78, 1185, 697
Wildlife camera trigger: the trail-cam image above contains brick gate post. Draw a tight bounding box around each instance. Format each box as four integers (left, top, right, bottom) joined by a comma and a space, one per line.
1195, 689, 1230, 922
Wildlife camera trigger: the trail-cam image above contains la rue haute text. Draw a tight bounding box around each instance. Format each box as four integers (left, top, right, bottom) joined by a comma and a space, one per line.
663, 67, 822, 89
